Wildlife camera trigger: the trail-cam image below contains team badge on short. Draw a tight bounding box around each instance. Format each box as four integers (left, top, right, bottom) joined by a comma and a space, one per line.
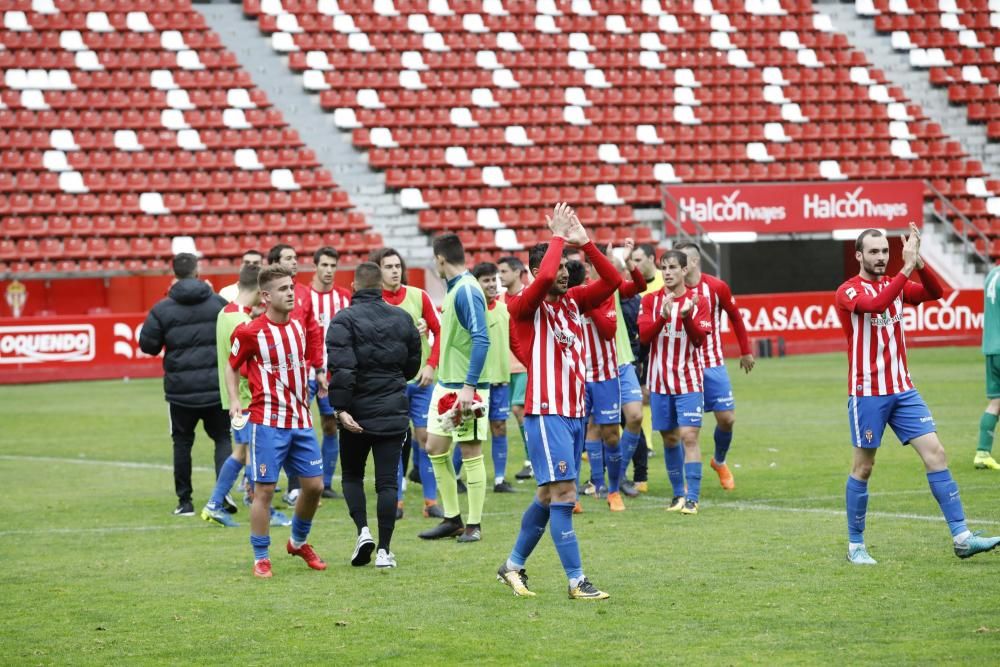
558, 460, 567, 474
259, 463, 268, 476
864, 429, 873, 443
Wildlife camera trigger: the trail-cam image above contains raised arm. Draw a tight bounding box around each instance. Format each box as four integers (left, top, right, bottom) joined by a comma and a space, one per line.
571, 241, 624, 312
838, 273, 909, 314
903, 265, 944, 305
619, 266, 647, 299
507, 237, 566, 320
680, 293, 711, 348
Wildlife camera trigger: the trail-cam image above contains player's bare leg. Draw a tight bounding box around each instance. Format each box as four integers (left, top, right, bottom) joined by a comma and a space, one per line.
975, 398, 1000, 469
412, 425, 442, 517
679, 426, 702, 514
662, 429, 685, 510
583, 420, 604, 499
710, 409, 736, 490
420, 433, 465, 539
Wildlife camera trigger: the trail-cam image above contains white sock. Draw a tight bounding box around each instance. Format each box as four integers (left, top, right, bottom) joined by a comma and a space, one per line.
290, 538, 306, 549
569, 575, 585, 589
495, 476, 505, 485
954, 530, 972, 545
848, 542, 865, 554
505, 558, 520, 572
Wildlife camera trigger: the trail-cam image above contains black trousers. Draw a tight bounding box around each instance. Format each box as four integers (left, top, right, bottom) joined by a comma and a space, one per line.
168, 402, 231, 504
340, 430, 406, 551
631, 430, 649, 483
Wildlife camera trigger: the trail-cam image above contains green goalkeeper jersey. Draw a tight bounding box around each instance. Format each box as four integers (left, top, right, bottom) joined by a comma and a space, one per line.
984, 265, 1000, 356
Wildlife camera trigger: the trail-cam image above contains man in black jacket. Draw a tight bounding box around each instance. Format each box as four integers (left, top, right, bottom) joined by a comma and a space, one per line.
140, 253, 230, 516
327, 262, 422, 569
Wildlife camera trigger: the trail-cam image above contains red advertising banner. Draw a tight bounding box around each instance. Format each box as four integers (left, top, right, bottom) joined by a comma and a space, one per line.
719, 289, 983, 356
664, 180, 925, 234
0, 289, 984, 385
0, 314, 161, 384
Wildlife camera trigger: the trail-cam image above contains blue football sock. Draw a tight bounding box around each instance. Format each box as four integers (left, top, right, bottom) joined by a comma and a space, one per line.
397, 456, 405, 502
417, 447, 437, 501
244, 464, 253, 491
250, 534, 270, 561
208, 456, 243, 510
605, 445, 623, 493
584, 440, 604, 488
549, 502, 584, 582
927, 469, 968, 537
684, 461, 702, 502
619, 429, 641, 480
845, 475, 869, 543
322, 433, 339, 488
453, 446, 464, 476
713, 427, 733, 464
492, 434, 508, 482
291, 515, 312, 545
665, 445, 685, 496
509, 499, 550, 568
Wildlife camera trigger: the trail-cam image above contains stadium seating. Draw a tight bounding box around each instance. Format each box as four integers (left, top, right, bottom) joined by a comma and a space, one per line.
244, 0, 997, 255
0, 0, 370, 273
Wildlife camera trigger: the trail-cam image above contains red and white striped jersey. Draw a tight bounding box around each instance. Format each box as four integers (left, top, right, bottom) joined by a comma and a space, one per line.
835, 271, 942, 397
307, 285, 351, 367
229, 315, 313, 429
290, 282, 324, 370
580, 296, 619, 383
507, 238, 623, 418
692, 274, 752, 369
638, 287, 712, 395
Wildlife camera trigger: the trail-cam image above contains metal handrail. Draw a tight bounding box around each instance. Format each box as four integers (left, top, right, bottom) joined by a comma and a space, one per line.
924, 179, 990, 267
660, 184, 721, 275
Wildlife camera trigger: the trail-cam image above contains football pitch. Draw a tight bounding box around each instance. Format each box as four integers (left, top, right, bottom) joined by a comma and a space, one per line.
2, 347, 999, 665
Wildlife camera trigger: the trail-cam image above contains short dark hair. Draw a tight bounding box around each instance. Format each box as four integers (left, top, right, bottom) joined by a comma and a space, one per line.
354, 262, 382, 289
243, 250, 262, 260
566, 259, 586, 288
237, 264, 260, 291
314, 246, 339, 264
674, 241, 701, 255
267, 244, 294, 265
369, 246, 401, 267
432, 233, 465, 266
172, 253, 198, 279
636, 242, 656, 258
659, 249, 688, 268
528, 244, 549, 272
472, 262, 498, 279
258, 264, 293, 290
497, 255, 524, 272
855, 229, 884, 251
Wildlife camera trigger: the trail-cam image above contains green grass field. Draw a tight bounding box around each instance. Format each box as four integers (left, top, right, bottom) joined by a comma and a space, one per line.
2, 347, 999, 665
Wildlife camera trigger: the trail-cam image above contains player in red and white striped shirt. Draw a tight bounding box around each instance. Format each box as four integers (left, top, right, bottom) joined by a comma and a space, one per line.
579, 240, 648, 511
676, 243, 754, 492
835, 225, 999, 564
266, 243, 324, 505
498, 203, 620, 600
304, 247, 352, 499
639, 249, 712, 515
225, 265, 328, 578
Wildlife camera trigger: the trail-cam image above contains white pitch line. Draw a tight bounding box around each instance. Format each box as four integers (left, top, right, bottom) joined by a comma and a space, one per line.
0, 454, 212, 473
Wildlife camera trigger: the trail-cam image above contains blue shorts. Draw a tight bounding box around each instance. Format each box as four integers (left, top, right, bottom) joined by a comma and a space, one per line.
489, 383, 510, 422
703, 365, 735, 413
406, 382, 433, 428
848, 389, 937, 449
308, 379, 334, 416
618, 363, 643, 405
524, 414, 586, 486
651, 392, 704, 431
249, 423, 323, 484
233, 410, 251, 445
585, 377, 622, 425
